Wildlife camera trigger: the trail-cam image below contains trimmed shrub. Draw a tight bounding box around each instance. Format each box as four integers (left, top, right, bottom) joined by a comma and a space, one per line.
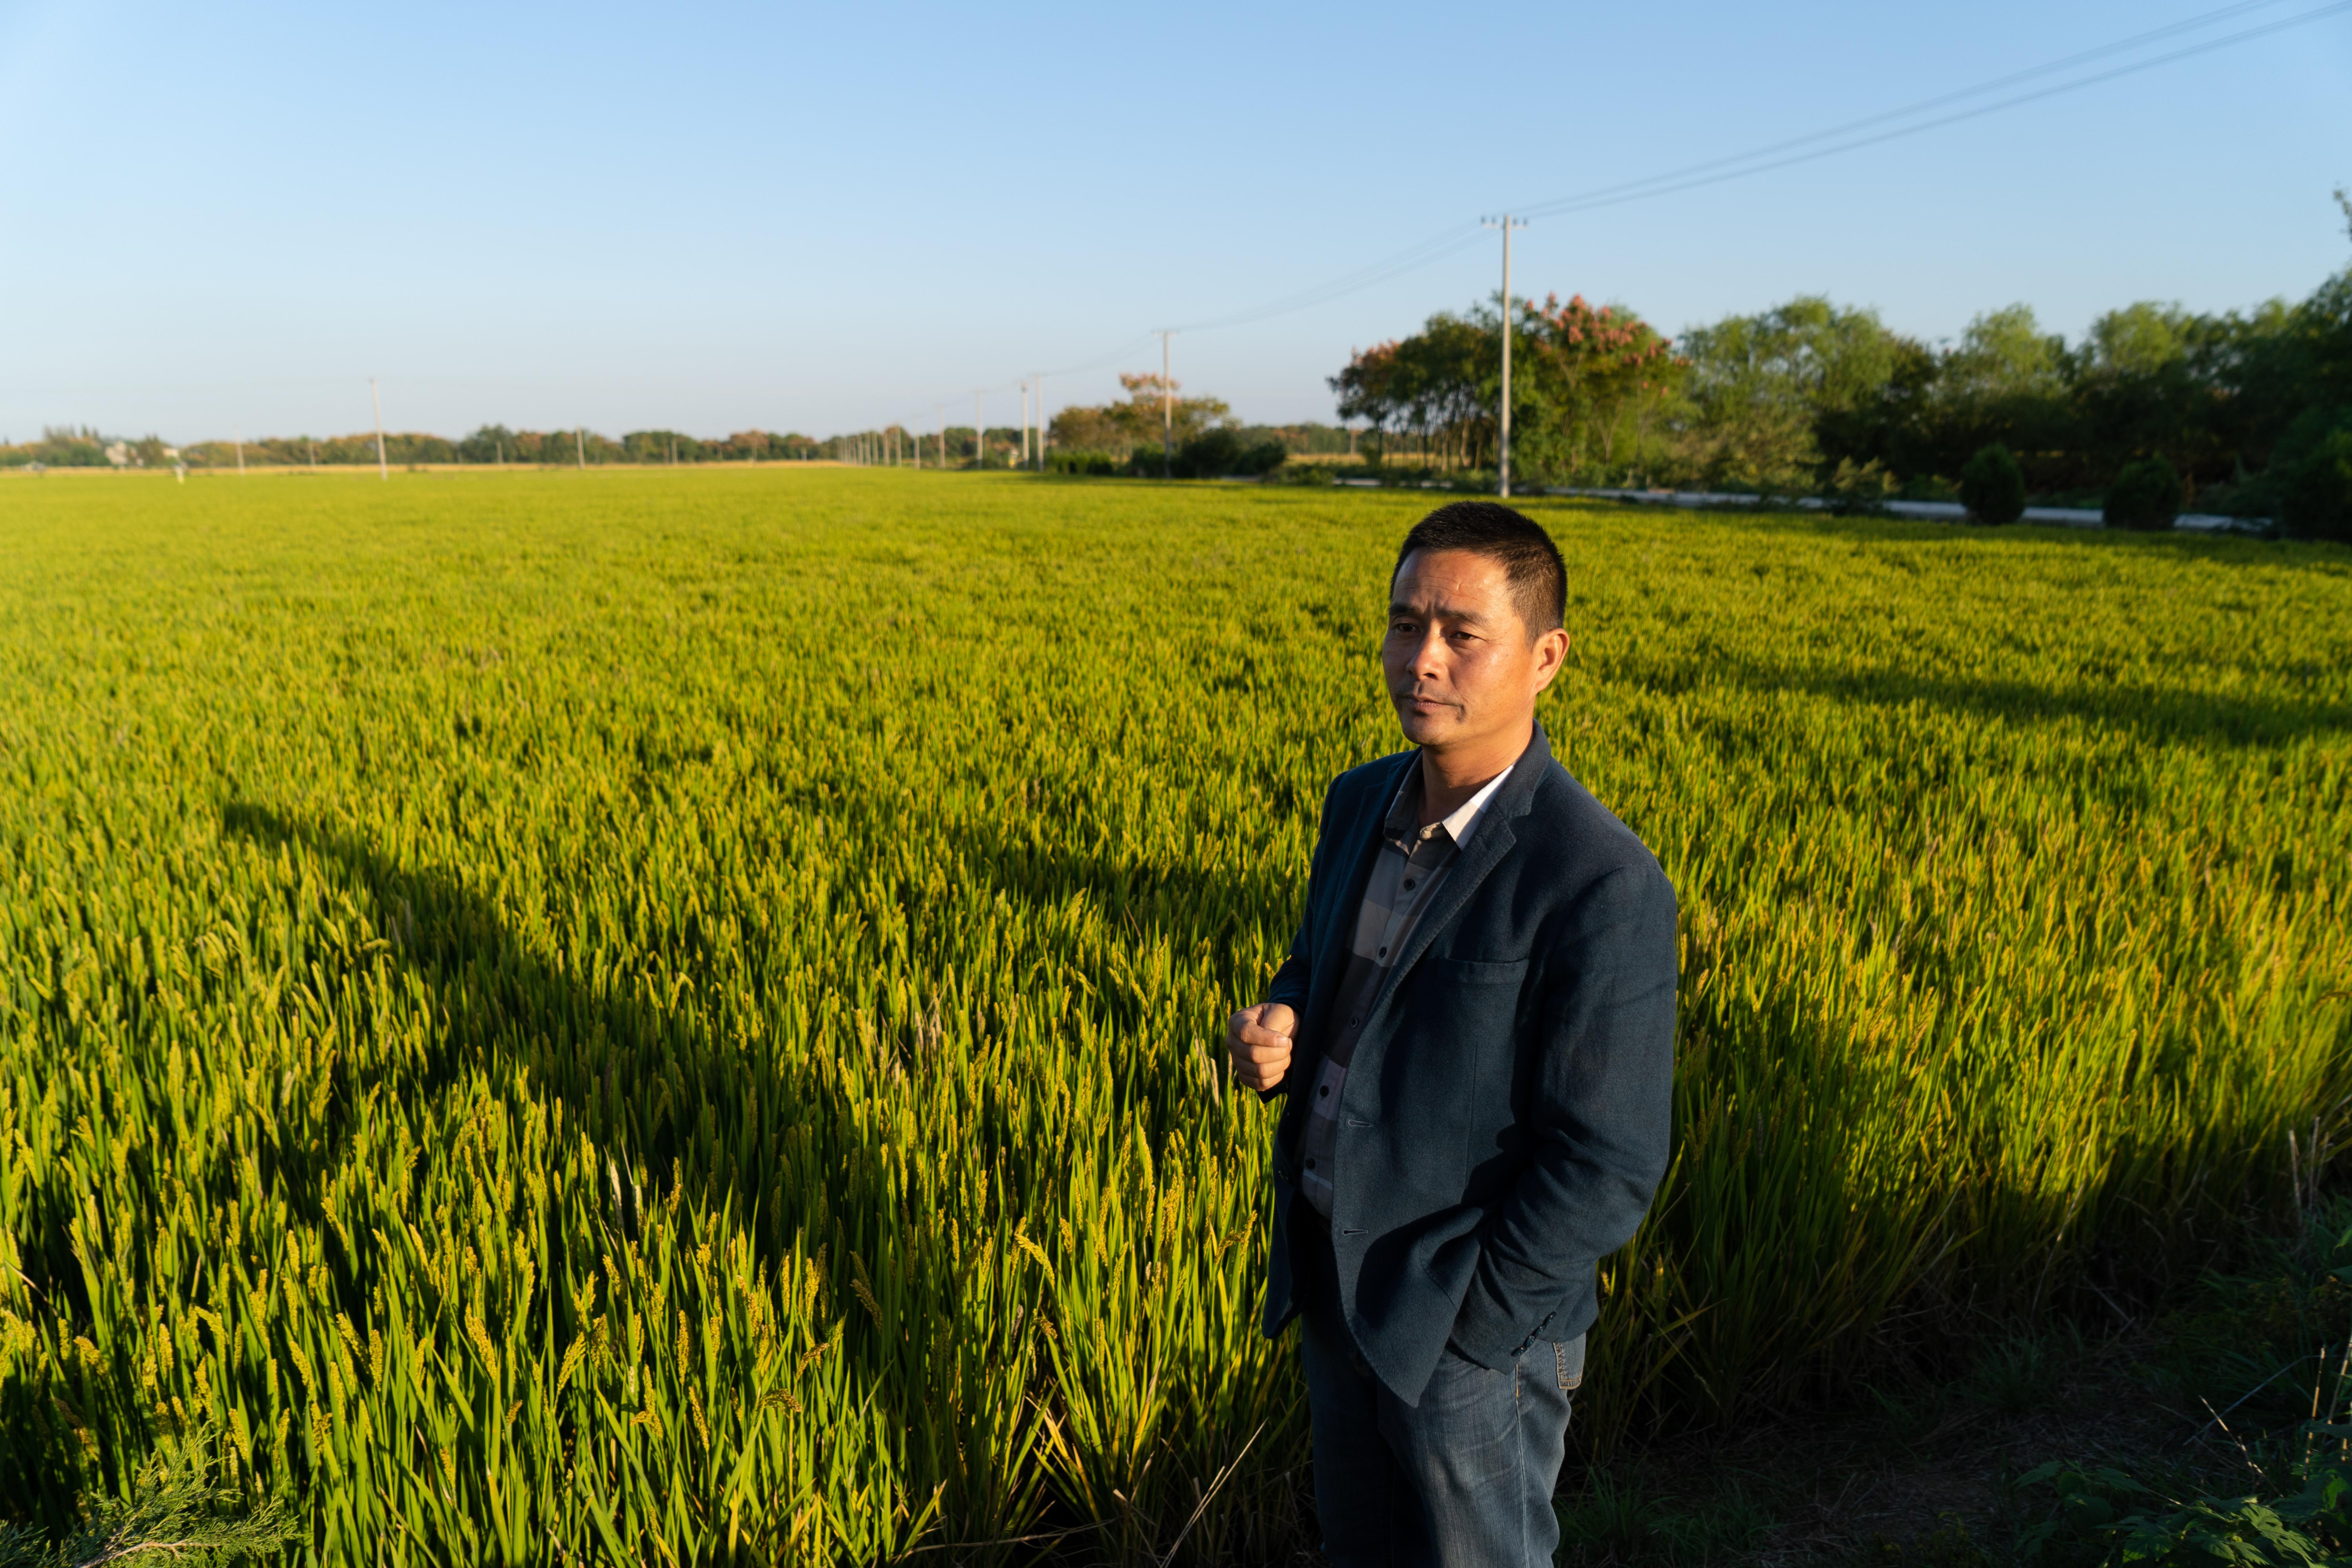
2103, 456, 2181, 531
1958, 444, 2025, 524
1170, 428, 1242, 478
2281, 426, 2352, 543
1235, 439, 1289, 477
1165, 430, 1288, 479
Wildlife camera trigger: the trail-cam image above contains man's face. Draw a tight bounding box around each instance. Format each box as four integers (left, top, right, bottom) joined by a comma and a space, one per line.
1383, 548, 1569, 751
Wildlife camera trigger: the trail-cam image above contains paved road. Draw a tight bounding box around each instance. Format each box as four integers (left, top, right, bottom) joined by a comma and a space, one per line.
1552, 487, 2258, 534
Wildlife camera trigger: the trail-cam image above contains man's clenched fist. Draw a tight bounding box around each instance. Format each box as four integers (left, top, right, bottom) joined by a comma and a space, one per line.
1226, 1002, 1297, 1092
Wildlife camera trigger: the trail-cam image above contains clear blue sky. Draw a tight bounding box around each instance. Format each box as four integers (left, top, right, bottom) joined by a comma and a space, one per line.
3, 0, 2347, 446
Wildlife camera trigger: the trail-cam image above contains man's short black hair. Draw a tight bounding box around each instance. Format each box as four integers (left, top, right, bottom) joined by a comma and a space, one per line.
1393, 501, 1566, 635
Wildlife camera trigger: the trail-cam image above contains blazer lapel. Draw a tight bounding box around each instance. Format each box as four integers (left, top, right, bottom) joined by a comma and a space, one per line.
1360, 725, 1553, 1024
1303, 751, 1414, 1038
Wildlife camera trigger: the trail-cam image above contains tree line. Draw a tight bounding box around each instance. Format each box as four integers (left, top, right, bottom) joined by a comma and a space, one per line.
1332, 195, 2352, 536
2, 415, 1354, 474
0, 425, 848, 470
0, 427, 180, 469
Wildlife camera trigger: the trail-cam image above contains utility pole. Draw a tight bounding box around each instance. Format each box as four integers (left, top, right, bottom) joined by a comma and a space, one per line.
370, 379, 388, 480
576, 427, 586, 470
1482, 215, 1527, 497
1019, 381, 1030, 468
974, 392, 984, 468
1158, 330, 1175, 478
235, 426, 245, 475
1035, 373, 1045, 470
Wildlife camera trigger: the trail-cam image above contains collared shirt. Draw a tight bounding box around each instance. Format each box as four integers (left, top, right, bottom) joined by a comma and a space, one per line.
1296, 758, 1514, 1217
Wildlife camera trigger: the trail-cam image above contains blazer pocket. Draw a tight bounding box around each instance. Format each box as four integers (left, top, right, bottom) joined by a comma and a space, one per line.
1433, 956, 1530, 986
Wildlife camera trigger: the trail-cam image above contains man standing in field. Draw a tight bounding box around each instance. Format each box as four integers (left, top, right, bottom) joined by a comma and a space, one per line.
1226, 502, 1677, 1567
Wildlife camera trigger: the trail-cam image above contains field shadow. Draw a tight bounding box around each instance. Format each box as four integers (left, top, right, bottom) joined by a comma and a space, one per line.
953, 827, 1264, 947
209, 800, 846, 1254
1698, 656, 2349, 750
12, 800, 886, 1538
947, 818, 1281, 972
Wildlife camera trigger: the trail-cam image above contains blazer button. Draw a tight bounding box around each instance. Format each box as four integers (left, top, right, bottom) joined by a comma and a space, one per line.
1318, 1085, 1329, 1098
1305, 1159, 1316, 1171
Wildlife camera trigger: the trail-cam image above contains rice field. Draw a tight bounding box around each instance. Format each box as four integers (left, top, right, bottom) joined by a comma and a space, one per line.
2, 468, 2348, 1563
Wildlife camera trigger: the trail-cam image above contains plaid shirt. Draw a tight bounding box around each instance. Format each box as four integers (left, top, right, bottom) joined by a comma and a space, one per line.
1296, 758, 1515, 1217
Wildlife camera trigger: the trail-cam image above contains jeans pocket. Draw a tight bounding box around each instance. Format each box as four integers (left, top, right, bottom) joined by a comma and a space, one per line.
1550, 1332, 1586, 1392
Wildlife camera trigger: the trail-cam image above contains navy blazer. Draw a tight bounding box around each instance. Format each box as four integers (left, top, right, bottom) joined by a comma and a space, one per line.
1260, 723, 1677, 1406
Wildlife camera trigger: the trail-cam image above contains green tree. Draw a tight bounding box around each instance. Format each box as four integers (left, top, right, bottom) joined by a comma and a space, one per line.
1049, 375, 1231, 459
1515, 292, 1684, 484
1672, 297, 1909, 493
1929, 305, 2077, 486
457, 425, 514, 463
1944, 304, 2067, 401
1329, 339, 1403, 463
2085, 300, 2191, 376
1391, 312, 1493, 470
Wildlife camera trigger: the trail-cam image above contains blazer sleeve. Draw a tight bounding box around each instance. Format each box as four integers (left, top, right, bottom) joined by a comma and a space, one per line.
1447, 857, 1679, 1367
1255, 772, 1347, 1100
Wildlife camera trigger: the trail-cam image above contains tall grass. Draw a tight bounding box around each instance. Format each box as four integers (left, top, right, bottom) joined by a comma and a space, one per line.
2, 470, 2347, 1561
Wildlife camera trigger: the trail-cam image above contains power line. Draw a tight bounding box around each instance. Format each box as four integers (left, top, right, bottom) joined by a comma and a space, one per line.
1516, 0, 2352, 221
1171, 227, 1491, 333
133, 0, 2333, 449
1175, 0, 2352, 334
159, 1, 2352, 451
1514, 0, 2314, 219
918, 0, 2351, 421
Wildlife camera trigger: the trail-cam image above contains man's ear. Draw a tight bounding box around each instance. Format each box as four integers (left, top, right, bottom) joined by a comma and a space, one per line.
1531, 627, 1570, 691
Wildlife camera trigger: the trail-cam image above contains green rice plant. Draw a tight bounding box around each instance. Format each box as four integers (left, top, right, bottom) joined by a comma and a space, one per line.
0, 469, 2346, 1561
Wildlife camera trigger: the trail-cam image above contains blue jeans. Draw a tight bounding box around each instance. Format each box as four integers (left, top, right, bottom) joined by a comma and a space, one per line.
1296, 1216, 1581, 1568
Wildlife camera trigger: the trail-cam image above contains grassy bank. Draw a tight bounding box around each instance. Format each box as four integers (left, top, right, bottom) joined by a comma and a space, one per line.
2, 470, 2347, 1561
